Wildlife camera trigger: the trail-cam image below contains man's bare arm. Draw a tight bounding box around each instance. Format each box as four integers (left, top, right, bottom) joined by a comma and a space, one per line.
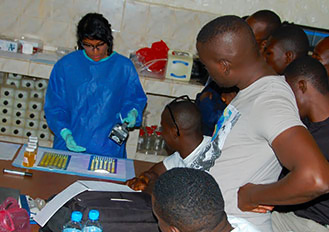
238, 126, 329, 211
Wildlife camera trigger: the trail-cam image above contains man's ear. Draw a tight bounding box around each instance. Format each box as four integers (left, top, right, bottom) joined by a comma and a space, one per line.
219, 59, 231, 76
260, 40, 267, 53
285, 51, 296, 65
298, 79, 307, 94
169, 125, 179, 139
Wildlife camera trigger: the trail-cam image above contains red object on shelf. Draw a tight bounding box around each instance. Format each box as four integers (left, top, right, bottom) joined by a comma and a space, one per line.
139, 128, 145, 137
136, 40, 169, 74
150, 125, 158, 130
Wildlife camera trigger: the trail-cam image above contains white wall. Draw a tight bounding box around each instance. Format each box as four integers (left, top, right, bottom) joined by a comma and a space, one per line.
0, 0, 328, 56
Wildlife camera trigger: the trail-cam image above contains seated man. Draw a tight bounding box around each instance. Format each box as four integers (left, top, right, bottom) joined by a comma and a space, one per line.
126, 97, 219, 191
272, 56, 329, 232
312, 36, 329, 75
246, 10, 281, 53
152, 168, 260, 232
264, 24, 309, 74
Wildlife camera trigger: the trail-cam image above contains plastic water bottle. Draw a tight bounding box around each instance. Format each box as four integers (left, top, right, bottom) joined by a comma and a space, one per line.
83, 210, 102, 232
62, 211, 83, 232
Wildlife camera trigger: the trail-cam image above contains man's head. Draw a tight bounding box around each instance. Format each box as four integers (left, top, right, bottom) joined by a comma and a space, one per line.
152, 168, 229, 232
77, 13, 113, 61
284, 56, 329, 119
246, 10, 281, 53
312, 37, 329, 75
196, 15, 260, 89
264, 24, 309, 74
161, 97, 202, 151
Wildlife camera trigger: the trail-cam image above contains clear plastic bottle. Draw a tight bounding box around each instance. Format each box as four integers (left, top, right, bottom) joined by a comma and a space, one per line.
62, 211, 83, 232
136, 128, 145, 153
28, 135, 39, 154
144, 129, 154, 155
153, 131, 162, 156
83, 210, 102, 232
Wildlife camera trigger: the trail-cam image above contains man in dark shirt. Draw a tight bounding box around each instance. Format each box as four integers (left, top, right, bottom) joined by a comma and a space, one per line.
272, 56, 329, 232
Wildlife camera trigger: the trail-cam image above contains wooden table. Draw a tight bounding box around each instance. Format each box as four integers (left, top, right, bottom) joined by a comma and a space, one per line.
0, 144, 154, 231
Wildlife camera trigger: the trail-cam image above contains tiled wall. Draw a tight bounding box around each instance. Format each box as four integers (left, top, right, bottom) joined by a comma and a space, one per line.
0, 0, 328, 57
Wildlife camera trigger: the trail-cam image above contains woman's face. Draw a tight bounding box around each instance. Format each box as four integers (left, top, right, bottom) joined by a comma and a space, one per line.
82, 38, 108, 62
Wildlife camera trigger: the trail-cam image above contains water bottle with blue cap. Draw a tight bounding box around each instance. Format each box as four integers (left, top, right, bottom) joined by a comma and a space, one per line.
62, 211, 83, 232
82, 209, 103, 232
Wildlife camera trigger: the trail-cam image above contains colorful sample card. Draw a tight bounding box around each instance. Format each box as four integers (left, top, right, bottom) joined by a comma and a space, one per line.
38, 152, 71, 170
88, 155, 117, 174
12, 145, 135, 182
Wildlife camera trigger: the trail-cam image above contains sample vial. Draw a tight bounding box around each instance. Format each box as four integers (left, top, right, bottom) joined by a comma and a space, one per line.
22, 146, 36, 167
27, 142, 38, 154
153, 131, 162, 156
28, 136, 38, 144
136, 128, 145, 153
28, 135, 39, 154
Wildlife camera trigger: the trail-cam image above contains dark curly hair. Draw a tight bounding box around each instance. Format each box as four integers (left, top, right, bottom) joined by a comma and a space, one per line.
77, 13, 113, 55
285, 56, 329, 94
153, 168, 226, 232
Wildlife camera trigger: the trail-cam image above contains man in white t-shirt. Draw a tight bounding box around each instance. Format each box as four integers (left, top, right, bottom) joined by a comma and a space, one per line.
152, 168, 260, 232
126, 97, 219, 191
196, 15, 329, 231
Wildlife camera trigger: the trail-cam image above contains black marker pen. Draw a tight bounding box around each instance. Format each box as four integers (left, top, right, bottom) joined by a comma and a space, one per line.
3, 168, 33, 177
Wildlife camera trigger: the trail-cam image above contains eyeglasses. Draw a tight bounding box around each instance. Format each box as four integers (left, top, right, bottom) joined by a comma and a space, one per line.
166, 95, 192, 136
82, 42, 107, 51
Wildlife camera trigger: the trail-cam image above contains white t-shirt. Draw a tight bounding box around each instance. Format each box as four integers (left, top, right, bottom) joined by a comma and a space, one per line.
163, 136, 212, 170
210, 75, 304, 231
228, 215, 260, 232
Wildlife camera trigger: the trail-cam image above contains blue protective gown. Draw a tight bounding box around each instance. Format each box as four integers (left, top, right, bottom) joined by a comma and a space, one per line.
44, 50, 147, 158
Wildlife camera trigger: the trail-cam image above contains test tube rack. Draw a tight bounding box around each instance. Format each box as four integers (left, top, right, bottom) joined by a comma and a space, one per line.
0, 72, 53, 143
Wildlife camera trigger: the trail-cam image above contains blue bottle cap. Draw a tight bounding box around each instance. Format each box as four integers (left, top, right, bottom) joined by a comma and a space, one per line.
71, 211, 83, 222
89, 209, 99, 220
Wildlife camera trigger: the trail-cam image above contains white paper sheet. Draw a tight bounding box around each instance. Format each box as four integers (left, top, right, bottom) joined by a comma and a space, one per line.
0, 142, 21, 160
33, 180, 136, 227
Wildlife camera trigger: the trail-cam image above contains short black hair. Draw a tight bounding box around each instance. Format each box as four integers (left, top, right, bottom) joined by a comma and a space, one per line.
77, 13, 113, 54
197, 15, 257, 50
153, 168, 225, 232
250, 10, 281, 40
166, 99, 202, 134
270, 24, 309, 57
285, 56, 329, 94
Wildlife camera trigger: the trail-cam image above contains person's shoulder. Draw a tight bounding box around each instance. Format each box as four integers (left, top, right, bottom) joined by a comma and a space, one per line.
56, 50, 82, 64
111, 52, 133, 63
256, 75, 287, 88
163, 151, 183, 170
227, 215, 261, 232
203, 136, 212, 144
249, 75, 294, 99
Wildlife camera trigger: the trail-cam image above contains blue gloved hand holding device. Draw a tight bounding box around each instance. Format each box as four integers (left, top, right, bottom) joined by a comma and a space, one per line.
60, 128, 86, 152
123, 108, 138, 128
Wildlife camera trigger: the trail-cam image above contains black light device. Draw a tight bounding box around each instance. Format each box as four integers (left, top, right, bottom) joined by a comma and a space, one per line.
109, 122, 129, 145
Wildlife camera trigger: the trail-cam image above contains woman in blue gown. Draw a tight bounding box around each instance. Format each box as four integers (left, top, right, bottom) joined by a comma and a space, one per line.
44, 13, 147, 158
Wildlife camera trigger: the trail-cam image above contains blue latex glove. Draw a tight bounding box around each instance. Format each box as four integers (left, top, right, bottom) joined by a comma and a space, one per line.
60, 128, 86, 152
123, 108, 138, 128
